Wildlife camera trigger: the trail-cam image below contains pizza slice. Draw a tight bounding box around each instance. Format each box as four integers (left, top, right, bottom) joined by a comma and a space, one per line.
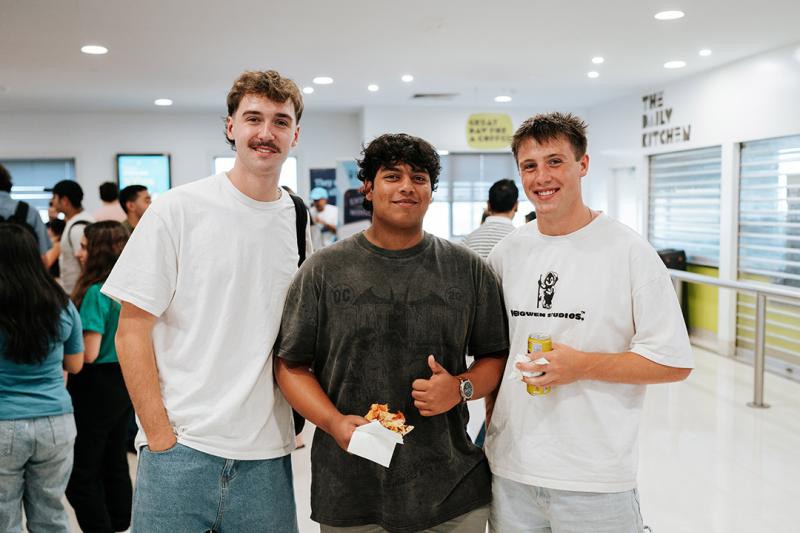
365, 403, 414, 436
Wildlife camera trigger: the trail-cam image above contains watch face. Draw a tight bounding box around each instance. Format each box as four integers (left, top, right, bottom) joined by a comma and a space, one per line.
462, 380, 474, 400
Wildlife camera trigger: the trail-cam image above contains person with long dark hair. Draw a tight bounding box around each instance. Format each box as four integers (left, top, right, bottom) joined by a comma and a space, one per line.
0, 224, 84, 532
65, 221, 133, 533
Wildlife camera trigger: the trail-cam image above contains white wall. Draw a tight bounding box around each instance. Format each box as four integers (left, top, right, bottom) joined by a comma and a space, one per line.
362, 106, 554, 151
585, 42, 800, 356
585, 43, 800, 211
0, 110, 362, 210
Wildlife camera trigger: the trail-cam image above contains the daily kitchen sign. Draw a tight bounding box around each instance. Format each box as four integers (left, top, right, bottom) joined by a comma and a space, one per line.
641, 91, 691, 148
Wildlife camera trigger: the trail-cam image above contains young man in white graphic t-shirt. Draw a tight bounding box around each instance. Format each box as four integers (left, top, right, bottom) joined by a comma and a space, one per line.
485, 112, 694, 532
102, 70, 307, 532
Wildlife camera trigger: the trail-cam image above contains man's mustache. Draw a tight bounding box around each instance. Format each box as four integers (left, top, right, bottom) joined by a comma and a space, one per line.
249, 141, 281, 153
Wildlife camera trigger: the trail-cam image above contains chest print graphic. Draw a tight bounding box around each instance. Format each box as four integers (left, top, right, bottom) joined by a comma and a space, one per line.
537, 271, 559, 309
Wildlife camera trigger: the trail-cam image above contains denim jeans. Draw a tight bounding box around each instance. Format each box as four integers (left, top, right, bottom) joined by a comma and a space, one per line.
131, 443, 298, 533
0, 413, 77, 533
490, 475, 644, 533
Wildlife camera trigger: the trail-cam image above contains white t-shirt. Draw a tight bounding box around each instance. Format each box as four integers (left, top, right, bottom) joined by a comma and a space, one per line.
60, 210, 95, 293
311, 204, 338, 247
485, 213, 693, 493
102, 173, 308, 460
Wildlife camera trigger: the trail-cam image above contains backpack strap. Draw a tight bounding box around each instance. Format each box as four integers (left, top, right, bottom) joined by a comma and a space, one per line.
11, 200, 30, 223
288, 193, 308, 267
287, 192, 310, 437
67, 219, 90, 251
0, 201, 39, 245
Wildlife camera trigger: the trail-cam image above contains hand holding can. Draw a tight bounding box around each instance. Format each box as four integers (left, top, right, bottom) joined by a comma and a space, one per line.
526, 334, 552, 396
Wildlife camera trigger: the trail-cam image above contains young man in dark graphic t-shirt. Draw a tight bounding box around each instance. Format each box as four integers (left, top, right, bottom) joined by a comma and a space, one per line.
275, 133, 509, 533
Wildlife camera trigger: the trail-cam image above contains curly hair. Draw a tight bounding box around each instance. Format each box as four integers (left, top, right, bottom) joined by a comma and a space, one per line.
71, 221, 129, 309
0, 224, 69, 364
356, 133, 441, 212
225, 70, 303, 149
511, 112, 588, 162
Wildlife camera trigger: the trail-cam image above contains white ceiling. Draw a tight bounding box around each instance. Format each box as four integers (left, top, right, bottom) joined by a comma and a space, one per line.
1, 0, 799, 113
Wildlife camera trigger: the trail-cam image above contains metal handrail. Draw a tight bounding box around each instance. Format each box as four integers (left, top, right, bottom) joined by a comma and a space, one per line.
668, 268, 800, 408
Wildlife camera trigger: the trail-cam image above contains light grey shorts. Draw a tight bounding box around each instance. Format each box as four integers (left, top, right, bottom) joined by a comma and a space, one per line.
489, 475, 644, 533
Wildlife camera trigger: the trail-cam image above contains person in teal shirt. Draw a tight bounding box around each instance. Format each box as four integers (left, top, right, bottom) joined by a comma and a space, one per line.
0, 224, 85, 533
66, 221, 133, 533
79, 283, 122, 364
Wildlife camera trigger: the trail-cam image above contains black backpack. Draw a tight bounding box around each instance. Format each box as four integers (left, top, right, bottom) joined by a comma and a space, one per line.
288, 193, 308, 267
0, 200, 39, 244
287, 193, 308, 435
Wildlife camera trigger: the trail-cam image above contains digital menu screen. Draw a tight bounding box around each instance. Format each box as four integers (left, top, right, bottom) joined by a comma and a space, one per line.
117, 154, 171, 198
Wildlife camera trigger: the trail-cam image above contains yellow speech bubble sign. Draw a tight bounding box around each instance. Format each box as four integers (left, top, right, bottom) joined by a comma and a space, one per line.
466, 113, 513, 149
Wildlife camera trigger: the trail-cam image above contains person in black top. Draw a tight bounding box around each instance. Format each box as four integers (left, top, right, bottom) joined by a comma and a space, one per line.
274, 133, 509, 533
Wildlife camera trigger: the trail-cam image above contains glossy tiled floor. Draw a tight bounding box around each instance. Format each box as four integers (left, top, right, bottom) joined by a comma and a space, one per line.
638, 347, 798, 533
59, 347, 796, 532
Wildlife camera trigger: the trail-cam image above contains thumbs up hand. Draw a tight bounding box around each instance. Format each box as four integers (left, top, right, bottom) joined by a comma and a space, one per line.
411, 355, 462, 417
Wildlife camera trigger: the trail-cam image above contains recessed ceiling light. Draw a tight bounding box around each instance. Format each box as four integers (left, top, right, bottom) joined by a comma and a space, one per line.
654, 10, 684, 20
592, 56, 605, 64
587, 71, 600, 78
699, 49, 712, 57
494, 95, 512, 103
664, 60, 687, 69
312, 76, 333, 85
401, 74, 414, 83
154, 98, 173, 106
436, 150, 450, 156
367, 84, 379, 92
302, 86, 314, 94
81, 45, 108, 55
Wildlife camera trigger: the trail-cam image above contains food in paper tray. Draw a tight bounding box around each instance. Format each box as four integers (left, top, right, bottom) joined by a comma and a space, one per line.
365, 403, 414, 436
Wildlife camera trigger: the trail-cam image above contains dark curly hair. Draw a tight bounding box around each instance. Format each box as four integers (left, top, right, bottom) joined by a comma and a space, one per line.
511, 112, 588, 163
356, 133, 441, 212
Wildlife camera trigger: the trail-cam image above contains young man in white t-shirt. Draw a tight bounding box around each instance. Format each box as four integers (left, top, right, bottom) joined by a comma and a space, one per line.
485, 112, 694, 532
102, 70, 307, 532
51, 180, 95, 294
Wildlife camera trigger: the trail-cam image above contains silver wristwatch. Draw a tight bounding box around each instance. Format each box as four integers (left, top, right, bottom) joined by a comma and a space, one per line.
458, 377, 474, 403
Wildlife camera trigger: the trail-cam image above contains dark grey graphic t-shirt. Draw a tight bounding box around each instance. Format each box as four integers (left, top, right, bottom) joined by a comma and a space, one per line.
275, 232, 509, 532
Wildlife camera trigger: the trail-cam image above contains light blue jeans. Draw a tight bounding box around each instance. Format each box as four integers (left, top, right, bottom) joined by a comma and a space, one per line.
490, 475, 644, 533
132, 443, 298, 533
0, 414, 77, 533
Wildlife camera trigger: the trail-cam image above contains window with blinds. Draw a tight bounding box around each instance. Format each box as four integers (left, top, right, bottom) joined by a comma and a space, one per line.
648, 146, 722, 266
736, 135, 800, 369
1, 158, 76, 222
425, 153, 533, 240
738, 135, 800, 288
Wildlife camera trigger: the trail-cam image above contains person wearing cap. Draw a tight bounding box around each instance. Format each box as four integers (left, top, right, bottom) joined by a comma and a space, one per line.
309, 186, 338, 247
51, 179, 95, 293
0, 163, 51, 256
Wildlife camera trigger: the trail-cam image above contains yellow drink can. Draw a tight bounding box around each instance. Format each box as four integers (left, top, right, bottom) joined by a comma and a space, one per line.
526, 334, 552, 396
